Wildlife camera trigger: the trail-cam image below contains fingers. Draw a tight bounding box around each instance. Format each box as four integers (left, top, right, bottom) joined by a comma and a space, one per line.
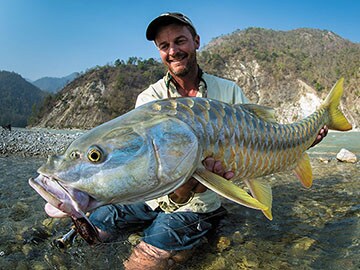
323, 125, 328, 136
172, 157, 236, 200
203, 157, 224, 175
203, 157, 215, 170
173, 177, 198, 197
213, 160, 225, 175
203, 157, 234, 179
310, 125, 329, 148
192, 182, 208, 193
319, 125, 328, 138
224, 171, 235, 180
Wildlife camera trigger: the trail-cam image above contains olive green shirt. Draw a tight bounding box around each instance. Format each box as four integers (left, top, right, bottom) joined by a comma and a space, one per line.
135, 72, 249, 213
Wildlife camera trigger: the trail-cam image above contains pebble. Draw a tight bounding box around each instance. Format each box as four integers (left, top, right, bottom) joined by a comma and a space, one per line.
22, 244, 32, 256
216, 236, 231, 252
242, 255, 259, 268
0, 128, 84, 157
128, 232, 143, 246
232, 231, 245, 244
318, 157, 331, 163
336, 148, 357, 163
291, 237, 316, 253
204, 256, 226, 270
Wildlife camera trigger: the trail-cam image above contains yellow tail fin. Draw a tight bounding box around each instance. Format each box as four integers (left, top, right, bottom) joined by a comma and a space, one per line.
322, 78, 352, 131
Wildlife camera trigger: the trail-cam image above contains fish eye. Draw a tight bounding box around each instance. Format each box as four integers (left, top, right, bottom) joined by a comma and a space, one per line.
87, 146, 103, 163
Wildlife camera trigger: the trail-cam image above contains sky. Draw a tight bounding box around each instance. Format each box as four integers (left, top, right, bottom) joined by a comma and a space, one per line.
0, 0, 359, 81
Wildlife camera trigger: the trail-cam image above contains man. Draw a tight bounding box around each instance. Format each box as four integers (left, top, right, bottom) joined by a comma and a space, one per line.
89, 13, 328, 270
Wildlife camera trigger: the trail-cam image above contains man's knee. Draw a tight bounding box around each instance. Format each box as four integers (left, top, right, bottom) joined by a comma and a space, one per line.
143, 212, 212, 251
89, 205, 122, 234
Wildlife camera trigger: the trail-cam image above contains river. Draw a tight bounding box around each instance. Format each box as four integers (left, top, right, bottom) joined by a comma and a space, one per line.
0, 131, 359, 269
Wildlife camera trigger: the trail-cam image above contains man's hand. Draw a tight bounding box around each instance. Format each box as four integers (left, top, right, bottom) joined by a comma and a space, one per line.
309, 125, 328, 148
168, 157, 234, 204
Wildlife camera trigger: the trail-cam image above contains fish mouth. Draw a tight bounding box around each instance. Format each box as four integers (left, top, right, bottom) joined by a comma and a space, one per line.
29, 174, 99, 219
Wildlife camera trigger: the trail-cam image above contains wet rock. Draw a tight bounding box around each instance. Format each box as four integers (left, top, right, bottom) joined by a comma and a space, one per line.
32, 261, 47, 270
242, 255, 260, 268
10, 202, 29, 221
336, 148, 357, 163
44, 254, 68, 270
22, 244, 33, 256
22, 226, 51, 244
291, 237, 316, 253
232, 231, 245, 244
203, 255, 226, 270
42, 218, 55, 230
128, 232, 142, 246
216, 236, 231, 252
318, 157, 331, 163
243, 241, 257, 251
15, 261, 29, 270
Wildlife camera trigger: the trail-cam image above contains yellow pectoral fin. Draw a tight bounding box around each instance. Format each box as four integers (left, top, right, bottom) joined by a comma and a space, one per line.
244, 179, 273, 220
193, 167, 268, 212
293, 153, 313, 188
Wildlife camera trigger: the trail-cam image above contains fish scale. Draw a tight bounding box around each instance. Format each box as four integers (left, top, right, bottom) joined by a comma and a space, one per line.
152, 97, 314, 180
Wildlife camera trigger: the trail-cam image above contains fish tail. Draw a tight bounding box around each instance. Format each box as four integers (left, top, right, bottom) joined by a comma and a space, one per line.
322, 78, 352, 131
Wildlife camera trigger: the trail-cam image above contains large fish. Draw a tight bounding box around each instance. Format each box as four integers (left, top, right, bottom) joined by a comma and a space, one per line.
29, 78, 352, 225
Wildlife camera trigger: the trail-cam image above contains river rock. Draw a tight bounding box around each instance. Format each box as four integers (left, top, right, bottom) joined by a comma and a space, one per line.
291, 237, 316, 253
216, 236, 231, 252
336, 148, 357, 163
318, 157, 331, 163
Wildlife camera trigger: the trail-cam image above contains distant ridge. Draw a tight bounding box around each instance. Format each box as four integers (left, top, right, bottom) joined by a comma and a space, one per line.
0, 70, 47, 127
32, 72, 79, 93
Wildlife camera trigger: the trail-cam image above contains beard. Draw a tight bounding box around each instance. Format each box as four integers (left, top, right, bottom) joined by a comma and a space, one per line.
167, 51, 197, 77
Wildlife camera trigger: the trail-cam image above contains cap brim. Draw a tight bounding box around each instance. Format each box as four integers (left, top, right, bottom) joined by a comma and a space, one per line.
146, 16, 176, 40
146, 14, 196, 41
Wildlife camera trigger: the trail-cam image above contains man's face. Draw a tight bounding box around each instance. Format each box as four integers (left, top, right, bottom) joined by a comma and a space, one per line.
155, 24, 200, 77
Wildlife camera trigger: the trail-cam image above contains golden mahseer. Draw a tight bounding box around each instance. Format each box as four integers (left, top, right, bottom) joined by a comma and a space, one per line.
29, 78, 352, 230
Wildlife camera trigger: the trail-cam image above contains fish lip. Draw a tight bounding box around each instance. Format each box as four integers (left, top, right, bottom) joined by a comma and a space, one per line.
29, 174, 92, 218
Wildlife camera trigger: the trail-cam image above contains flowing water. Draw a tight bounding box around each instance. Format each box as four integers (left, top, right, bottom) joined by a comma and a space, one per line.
0, 131, 359, 269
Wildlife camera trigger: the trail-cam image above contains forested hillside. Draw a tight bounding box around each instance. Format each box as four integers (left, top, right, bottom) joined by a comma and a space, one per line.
0, 71, 47, 127
31, 58, 165, 128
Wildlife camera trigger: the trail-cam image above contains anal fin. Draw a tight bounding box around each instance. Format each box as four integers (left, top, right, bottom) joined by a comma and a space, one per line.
244, 178, 273, 220
193, 167, 268, 212
293, 153, 313, 188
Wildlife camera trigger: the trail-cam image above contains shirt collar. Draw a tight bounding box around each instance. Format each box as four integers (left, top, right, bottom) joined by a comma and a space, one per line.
164, 67, 207, 98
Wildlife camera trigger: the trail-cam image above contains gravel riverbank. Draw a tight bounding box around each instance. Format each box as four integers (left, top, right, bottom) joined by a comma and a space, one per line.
0, 128, 84, 157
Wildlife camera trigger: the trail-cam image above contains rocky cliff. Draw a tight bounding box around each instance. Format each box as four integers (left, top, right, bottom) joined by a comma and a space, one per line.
198, 28, 359, 127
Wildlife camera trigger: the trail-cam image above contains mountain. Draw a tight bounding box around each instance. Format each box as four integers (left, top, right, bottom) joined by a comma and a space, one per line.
0, 71, 48, 127
31, 58, 164, 129
198, 27, 359, 126
32, 72, 79, 93
31, 28, 360, 129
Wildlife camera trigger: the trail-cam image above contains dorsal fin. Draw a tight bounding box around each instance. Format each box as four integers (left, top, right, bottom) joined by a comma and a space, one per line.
237, 104, 277, 122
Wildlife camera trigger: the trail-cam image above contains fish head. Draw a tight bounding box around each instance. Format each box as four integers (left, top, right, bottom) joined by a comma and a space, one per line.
29, 113, 200, 218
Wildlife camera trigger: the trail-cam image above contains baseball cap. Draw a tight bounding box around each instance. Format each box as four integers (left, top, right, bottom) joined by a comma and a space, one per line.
146, 12, 197, 41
